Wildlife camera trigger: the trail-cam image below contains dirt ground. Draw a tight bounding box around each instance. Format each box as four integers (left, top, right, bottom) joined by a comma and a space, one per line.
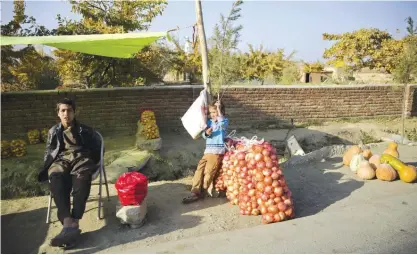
2, 142, 417, 254
1, 118, 417, 253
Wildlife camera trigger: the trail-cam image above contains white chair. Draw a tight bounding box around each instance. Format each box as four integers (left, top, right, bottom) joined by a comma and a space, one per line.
46, 131, 110, 223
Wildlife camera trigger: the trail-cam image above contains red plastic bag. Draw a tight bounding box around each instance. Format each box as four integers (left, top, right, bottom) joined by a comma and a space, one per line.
115, 172, 148, 206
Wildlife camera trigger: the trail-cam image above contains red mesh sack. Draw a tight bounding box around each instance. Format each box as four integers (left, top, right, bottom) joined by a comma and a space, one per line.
115, 172, 148, 206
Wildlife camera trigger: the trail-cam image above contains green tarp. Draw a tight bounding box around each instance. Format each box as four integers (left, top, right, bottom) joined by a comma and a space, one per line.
0, 32, 169, 58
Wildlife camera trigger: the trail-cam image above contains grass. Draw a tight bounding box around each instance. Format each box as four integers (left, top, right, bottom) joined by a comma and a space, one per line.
359, 130, 382, 144
1, 134, 136, 199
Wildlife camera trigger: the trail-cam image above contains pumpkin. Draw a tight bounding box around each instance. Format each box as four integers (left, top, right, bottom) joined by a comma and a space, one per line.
380, 154, 417, 183
376, 164, 397, 181
369, 155, 381, 170
357, 161, 375, 180
362, 149, 373, 160
350, 154, 365, 173
343, 145, 362, 166
383, 142, 399, 158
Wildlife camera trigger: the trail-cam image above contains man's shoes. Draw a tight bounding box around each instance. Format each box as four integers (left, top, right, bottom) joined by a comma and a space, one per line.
50, 227, 81, 247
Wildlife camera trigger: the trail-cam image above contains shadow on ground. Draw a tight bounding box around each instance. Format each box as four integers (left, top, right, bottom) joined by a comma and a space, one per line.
70, 182, 227, 254
283, 156, 364, 218
1, 207, 50, 254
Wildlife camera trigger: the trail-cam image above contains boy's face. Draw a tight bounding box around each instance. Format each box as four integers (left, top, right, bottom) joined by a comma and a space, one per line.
57, 104, 75, 127
209, 106, 218, 120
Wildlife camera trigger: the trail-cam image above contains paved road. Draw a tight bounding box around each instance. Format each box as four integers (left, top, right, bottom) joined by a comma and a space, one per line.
123, 188, 417, 254
120, 145, 417, 254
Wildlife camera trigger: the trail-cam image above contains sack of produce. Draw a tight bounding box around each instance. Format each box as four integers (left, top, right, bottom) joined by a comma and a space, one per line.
1, 140, 12, 159
27, 129, 41, 144
215, 134, 295, 224
11, 139, 27, 157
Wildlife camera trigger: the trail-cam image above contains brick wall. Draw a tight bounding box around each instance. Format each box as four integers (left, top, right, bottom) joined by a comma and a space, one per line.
1, 84, 415, 138
406, 85, 417, 117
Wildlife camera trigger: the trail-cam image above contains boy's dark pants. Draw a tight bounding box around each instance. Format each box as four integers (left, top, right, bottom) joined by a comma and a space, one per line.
48, 156, 96, 224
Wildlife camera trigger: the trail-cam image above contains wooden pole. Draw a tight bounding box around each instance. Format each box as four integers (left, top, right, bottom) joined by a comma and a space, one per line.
195, 0, 211, 97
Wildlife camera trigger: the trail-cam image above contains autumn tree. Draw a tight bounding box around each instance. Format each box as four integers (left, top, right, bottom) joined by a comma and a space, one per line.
1, 0, 59, 92
53, 0, 167, 88
322, 28, 403, 73
303, 61, 324, 73
241, 44, 295, 84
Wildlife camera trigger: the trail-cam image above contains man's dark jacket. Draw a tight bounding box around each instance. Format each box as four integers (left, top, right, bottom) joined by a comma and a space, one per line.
38, 120, 101, 182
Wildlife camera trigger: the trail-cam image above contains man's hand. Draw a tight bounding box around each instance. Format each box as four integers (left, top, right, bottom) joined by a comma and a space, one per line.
206, 127, 213, 136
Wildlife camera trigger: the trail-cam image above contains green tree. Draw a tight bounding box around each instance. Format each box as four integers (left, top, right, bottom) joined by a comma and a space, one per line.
392, 17, 417, 84
405, 16, 417, 35
280, 62, 301, 85
53, 0, 167, 88
209, 0, 244, 93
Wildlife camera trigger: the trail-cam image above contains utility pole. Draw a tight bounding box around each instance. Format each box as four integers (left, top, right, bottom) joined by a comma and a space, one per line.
195, 0, 211, 97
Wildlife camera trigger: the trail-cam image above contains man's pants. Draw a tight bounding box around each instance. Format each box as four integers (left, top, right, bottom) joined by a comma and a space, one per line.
48, 156, 96, 224
191, 153, 223, 194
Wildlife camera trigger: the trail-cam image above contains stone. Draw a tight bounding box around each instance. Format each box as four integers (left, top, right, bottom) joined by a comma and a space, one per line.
116, 198, 147, 227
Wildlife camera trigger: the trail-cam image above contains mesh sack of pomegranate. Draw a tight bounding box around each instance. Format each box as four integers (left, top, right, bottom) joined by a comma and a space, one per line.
215, 133, 295, 224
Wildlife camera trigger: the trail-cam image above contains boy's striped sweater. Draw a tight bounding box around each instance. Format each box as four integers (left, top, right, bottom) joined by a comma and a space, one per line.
202, 116, 229, 155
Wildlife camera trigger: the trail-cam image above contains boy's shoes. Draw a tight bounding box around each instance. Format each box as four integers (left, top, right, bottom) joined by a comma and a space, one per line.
182, 192, 201, 204
207, 183, 220, 198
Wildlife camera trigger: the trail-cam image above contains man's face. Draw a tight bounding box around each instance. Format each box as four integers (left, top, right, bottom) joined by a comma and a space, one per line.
57, 104, 75, 126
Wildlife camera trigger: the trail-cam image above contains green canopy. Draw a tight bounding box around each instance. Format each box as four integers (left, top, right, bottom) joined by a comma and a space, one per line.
0, 32, 169, 58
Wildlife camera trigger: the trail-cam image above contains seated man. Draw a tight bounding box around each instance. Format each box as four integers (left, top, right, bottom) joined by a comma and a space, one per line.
38, 98, 101, 247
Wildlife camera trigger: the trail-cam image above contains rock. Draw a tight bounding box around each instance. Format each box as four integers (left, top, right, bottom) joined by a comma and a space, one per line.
136, 123, 162, 151
136, 135, 162, 151
116, 199, 147, 227
104, 150, 151, 183
381, 134, 411, 145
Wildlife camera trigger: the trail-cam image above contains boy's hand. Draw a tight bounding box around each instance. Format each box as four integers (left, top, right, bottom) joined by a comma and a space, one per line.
206, 127, 213, 136
215, 100, 223, 117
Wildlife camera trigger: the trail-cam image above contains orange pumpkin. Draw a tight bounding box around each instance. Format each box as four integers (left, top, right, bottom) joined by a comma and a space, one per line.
376, 164, 397, 182
369, 155, 381, 170
362, 149, 373, 160
383, 142, 399, 158
380, 154, 417, 183
343, 146, 362, 166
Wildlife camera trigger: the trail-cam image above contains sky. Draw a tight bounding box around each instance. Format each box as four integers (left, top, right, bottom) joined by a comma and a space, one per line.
1, 0, 417, 62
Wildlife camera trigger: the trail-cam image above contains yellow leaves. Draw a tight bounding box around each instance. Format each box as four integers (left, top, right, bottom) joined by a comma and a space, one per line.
323, 28, 404, 72
303, 61, 324, 73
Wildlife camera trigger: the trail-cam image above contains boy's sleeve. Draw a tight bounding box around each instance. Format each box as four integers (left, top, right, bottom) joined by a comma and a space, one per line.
202, 120, 212, 139
217, 116, 229, 131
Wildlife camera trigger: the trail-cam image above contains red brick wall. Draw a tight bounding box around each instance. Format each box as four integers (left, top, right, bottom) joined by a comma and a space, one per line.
406, 85, 417, 117
1, 84, 415, 138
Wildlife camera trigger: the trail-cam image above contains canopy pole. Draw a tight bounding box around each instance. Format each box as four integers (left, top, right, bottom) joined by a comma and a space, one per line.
195, 0, 211, 100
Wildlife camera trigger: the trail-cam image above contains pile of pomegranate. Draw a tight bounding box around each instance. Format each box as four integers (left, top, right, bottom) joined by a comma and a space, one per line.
215, 137, 295, 224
